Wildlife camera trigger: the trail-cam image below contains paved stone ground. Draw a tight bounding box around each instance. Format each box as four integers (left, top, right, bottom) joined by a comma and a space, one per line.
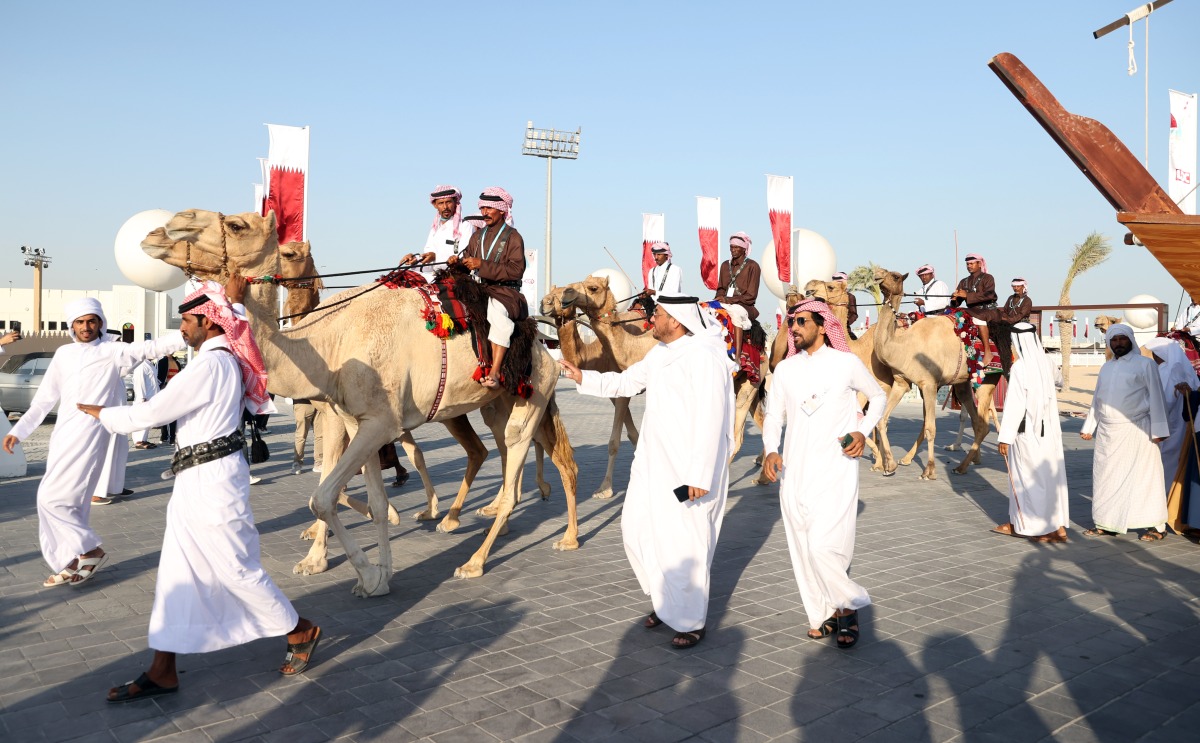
1, 386, 1198, 743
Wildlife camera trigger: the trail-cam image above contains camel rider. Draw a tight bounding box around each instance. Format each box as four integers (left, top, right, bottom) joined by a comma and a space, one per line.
713, 232, 761, 357
1172, 294, 1200, 349
449, 187, 526, 389
636, 242, 682, 317
832, 272, 859, 339
401, 185, 478, 281
976, 277, 1035, 376
950, 253, 999, 369
913, 264, 950, 314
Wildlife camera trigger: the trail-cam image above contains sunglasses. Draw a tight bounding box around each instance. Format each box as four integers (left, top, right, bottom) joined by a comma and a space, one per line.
788, 316, 812, 327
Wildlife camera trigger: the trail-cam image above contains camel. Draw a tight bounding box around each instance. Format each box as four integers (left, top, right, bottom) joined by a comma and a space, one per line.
549, 275, 765, 465
871, 268, 991, 479
539, 279, 650, 499
142, 210, 579, 596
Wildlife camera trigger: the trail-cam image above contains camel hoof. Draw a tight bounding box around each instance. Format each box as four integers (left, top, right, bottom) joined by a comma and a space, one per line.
921, 470, 938, 481
498, 522, 509, 537
414, 509, 440, 522
553, 537, 579, 551
454, 564, 484, 579
478, 505, 500, 518
751, 475, 769, 486
944, 444, 962, 451
882, 469, 896, 477
592, 487, 615, 500
539, 483, 552, 500
298, 525, 319, 541
293, 557, 328, 576
897, 459, 913, 467
350, 565, 390, 598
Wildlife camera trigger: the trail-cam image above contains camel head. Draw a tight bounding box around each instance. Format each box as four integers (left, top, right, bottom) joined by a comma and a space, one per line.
873, 268, 907, 310
540, 285, 575, 323
279, 241, 324, 320
141, 209, 280, 280
559, 275, 617, 318
1093, 314, 1122, 334
803, 279, 849, 326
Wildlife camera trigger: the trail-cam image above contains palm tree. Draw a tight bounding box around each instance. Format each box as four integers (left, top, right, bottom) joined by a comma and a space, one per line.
1057, 232, 1112, 388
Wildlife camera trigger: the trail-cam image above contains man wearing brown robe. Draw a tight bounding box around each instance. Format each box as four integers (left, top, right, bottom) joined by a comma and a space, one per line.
714, 232, 761, 354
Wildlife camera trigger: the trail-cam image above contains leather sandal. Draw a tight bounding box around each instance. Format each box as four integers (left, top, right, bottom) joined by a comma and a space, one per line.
808, 615, 837, 640
281, 626, 321, 676
671, 628, 705, 649
836, 611, 860, 650
643, 611, 663, 629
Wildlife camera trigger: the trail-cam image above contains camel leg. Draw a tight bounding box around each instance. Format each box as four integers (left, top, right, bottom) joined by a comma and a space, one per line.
300, 404, 344, 543
621, 400, 639, 446
456, 396, 545, 579
437, 415, 488, 534
945, 405, 970, 452
302, 417, 394, 597
750, 375, 774, 485
728, 378, 752, 465
874, 379, 910, 476
534, 441, 550, 499
959, 381, 995, 468
397, 431, 438, 522
951, 382, 988, 475
898, 387, 928, 467
593, 398, 629, 500
536, 397, 579, 551
915, 381, 941, 480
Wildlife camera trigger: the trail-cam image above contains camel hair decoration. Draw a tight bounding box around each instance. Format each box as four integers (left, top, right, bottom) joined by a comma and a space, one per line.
141, 209, 579, 597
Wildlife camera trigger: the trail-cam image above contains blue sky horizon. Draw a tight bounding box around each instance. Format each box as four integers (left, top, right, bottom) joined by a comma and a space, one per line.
2, 1, 1198, 327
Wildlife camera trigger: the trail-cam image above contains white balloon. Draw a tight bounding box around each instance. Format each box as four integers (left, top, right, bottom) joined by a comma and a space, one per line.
589, 268, 634, 312
761, 228, 837, 300
114, 210, 187, 292
1123, 294, 1162, 330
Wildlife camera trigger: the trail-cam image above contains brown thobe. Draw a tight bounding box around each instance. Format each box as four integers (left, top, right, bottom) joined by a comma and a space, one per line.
714, 258, 761, 321
970, 289, 1032, 376
949, 272, 998, 310
462, 224, 528, 320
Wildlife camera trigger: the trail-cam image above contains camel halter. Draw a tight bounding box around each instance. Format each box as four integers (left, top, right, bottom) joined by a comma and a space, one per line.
182, 212, 231, 280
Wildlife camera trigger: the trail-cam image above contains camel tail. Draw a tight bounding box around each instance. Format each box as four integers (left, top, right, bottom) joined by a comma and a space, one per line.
540, 396, 579, 499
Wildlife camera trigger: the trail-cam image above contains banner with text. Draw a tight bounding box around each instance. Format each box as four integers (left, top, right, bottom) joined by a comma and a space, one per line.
767, 174, 793, 284
697, 196, 721, 290
641, 213, 665, 287
1169, 90, 1197, 215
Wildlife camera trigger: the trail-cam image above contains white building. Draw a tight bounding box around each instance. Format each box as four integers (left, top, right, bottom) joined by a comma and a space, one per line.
0, 285, 181, 339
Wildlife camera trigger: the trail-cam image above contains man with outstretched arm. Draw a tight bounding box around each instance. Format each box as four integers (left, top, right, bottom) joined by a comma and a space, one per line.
78, 273, 319, 702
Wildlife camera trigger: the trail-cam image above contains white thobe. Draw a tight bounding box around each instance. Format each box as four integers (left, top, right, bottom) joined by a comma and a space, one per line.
577, 333, 735, 633
421, 219, 475, 280
131, 359, 161, 443
1082, 354, 1169, 532
918, 278, 950, 313
10, 335, 184, 572
1172, 304, 1200, 338
997, 359, 1070, 536
762, 344, 885, 630
647, 262, 683, 295
99, 335, 298, 654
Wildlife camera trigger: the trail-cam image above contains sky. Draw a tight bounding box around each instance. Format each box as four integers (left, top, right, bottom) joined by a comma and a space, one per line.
2, 1, 1198, 328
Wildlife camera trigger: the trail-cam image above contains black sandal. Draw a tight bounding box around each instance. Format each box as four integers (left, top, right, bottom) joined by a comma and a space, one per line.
643, 611, 663, 629
107, 672, 179, 703
807, 614, 837, 640
671, 628, 705, 649
280, 626, 322, 676
836, 611, 859, 650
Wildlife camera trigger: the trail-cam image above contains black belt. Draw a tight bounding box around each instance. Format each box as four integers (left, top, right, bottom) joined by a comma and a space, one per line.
482, 278, 522, 289
170, 430, 245, 474
967, 301, 997, 310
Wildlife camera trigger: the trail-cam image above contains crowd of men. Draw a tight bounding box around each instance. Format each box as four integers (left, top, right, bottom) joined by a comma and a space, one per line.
5, 182, 1200, 704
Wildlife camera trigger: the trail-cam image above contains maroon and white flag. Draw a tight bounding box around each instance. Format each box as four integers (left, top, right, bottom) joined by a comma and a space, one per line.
767, 174, 793, 283
263, 124, 310, 244
697, 196, 721, 290
641, 213, 665, 286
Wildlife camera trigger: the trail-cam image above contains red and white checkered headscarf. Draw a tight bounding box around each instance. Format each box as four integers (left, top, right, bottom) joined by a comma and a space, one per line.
429, 185, 463, 241
479, 187, 514, 226
965, 253, 988, 274
729, 232, 752, 258
785, 298, 851, 357
179, 282, 271, 415
650, 241, 672, 259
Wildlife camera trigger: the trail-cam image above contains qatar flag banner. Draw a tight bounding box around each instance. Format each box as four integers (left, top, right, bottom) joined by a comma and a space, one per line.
264, 124, 310, 243
697, 196, 721, 290
253, 183, 264, 214
767, 174, 793, 283
1169, 90, 1197, 215
641, 213, 665, 287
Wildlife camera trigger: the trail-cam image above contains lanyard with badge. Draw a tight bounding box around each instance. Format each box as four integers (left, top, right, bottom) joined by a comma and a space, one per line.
479, 225, 509, 263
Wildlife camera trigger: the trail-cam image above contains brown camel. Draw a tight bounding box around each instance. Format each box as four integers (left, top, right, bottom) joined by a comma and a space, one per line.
871, 268, 991, 479
540, 278, 650, 498
142, 209, 579, 596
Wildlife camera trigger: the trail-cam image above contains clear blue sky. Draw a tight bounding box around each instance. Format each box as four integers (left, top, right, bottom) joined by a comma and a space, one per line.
3, 1, 1198, 325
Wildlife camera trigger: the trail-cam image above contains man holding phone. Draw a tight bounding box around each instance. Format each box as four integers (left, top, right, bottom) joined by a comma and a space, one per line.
761, 299, 885, 650
559, 293, 736, 649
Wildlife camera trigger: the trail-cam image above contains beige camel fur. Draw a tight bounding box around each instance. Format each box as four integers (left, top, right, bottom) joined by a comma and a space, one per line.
871, 268, 991, 479
142, 210, 579, 596
540, 278, 649, 498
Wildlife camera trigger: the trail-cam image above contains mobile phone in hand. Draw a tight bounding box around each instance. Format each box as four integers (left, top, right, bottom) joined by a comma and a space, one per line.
840, 433, 854, 449
673, 484, 690, 503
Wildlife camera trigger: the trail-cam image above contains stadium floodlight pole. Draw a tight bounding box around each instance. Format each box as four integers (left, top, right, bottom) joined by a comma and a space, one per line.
19, 246, 52, 333
1093, 0, 1174, 167
522, 121, 581, 294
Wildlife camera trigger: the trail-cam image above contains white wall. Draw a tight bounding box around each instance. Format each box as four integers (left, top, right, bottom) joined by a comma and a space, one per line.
0, 285, 180, 338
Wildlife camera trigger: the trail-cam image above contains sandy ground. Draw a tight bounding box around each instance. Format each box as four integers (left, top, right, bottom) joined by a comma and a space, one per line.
1057, 366, 1098, 417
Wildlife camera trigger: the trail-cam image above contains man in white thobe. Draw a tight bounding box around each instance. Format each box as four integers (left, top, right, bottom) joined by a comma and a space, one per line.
1143, 337, 1199, 498
1172, 296, 1200, 343
992, 323, 1070, 543
559, 293, 736, 649
3, 299, 184, 588
644, 242, 683, 297
761, 299, 884, 649
912, 264, 950, 314
401, 185, 477, 280
1081, 324, 1169, 540
80, 275, 319, 703
131, 357, 161, 448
